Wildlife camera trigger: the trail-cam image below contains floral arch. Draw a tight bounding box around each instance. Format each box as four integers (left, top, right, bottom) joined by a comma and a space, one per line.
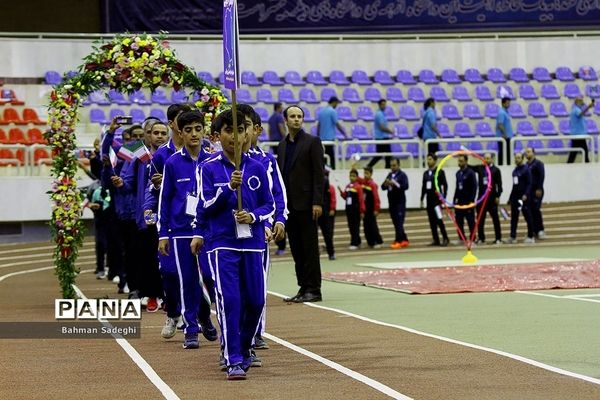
46, 34, 227, 298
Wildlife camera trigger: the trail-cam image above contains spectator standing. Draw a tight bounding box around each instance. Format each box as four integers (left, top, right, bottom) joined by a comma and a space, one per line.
317, 96, 345, 169
525, 147, 546, 239
268, 102, 286, 153
422, 98, 440, 155
475, 153, 503, 245
340, 169, 365, 250
508, 152, 535, 244
420, 153, 449, 246
567, 96, 594, 163
453, 155, 477, 240
318, 168, 337, 260
496, 97, 513, 166
367, 99, 394, 168
382, 158, 409, 249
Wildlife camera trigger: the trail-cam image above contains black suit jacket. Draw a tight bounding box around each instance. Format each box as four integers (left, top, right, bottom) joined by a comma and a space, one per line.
277, 130, 324, 212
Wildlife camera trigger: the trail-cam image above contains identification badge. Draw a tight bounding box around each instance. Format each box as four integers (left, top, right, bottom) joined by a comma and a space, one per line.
434, 205, 443, 220
346, 197, 352, 206
513, 176, 519, 185
483, 177, 488, 185
235, 220, 252, 239
458, 183, 463, 191
186, 195, 199, 216
426, 181, 432, 190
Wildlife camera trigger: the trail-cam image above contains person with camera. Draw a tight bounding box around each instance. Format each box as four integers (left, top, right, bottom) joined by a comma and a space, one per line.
567, 96, 594, 163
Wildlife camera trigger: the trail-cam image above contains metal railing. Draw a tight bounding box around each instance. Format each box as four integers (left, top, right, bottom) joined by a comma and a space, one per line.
425, 137, 507, 164
339, 139, 423, 169
510, 134, 595, 164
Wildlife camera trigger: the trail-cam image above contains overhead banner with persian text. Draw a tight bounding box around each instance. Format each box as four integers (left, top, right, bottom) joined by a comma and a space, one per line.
102, 0, 600, 34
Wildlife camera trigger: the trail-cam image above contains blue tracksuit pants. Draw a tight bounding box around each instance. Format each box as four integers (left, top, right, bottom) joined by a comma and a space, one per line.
256, 243, 270, 337
208, 248, 265, 367
158, 251, 181, 319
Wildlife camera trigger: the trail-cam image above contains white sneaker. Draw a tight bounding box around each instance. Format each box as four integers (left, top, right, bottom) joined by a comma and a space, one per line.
141, 297, 149, 307
176, 317, 185, 330
494, 239, 503, 245
507, 237, 517, 244
96, 271, 106, 280
112, 276, 120, 284
524, 237, 536, 244
348, 245, 359, 250
122, 283, 130, 294
537, 231, 546, 240
161, 317, 179, 339
373, 244, 383, 249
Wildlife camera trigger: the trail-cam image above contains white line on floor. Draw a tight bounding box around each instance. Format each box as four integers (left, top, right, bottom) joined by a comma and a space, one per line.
263, 332, 412, 399
564, 294, 600, 299
267, 290, 600, 386
516, 291, 600, 304
0, 248, 94, 262
0, 266, 56, 283
0, 255, 96, 269
73, 284, 180, 400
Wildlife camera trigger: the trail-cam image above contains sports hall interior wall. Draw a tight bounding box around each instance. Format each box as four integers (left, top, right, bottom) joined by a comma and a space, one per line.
0, 1, 101, 33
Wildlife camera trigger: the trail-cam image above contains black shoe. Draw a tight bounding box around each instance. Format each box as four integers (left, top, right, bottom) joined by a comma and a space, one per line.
441, 238, 449, 247
200, 318, 218, 342
292, 292, 322, 303
283, 292, 303, 302
328, 254, 336, 260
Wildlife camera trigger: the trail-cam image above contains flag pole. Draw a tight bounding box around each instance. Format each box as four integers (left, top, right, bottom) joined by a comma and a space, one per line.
231, 89, 242, 211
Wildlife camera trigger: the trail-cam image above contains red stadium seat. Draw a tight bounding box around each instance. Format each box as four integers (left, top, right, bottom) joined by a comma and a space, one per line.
22, 108, 46, 125
15, 148, 25, 165
8, 128, 27, 144
33, 148, 52, 165
0, 129, 7, 143
1, 89, 25, 105
27, 128, 46, 144
3, 108, 25, 125
0, 149, 20, 166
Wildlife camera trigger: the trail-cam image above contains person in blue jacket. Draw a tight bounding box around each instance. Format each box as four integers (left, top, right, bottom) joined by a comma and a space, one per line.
422, 98, 440, 155
157, 110, 215, 348
190, 109, 275, 381
508, 152, 535, 244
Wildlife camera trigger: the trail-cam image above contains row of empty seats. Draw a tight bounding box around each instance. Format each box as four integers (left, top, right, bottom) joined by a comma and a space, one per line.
0, 108, 46, 125
0, 128, 46, 144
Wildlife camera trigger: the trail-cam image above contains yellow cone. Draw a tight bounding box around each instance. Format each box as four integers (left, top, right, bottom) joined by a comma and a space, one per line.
462, 250, 478, 264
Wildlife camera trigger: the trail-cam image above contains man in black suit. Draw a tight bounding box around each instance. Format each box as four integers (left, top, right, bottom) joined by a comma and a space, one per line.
277, 106, 325, 303
476, 153, 503, 244
454, 155, 477, 239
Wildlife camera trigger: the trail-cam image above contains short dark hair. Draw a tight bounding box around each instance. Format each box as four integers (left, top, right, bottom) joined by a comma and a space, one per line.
501, 97, 511, 105
390, 157, 400, 165
349, 168, 358, 176
238, 103, 261, 126
458, 154, 468, 162
129, 124, 143, 132
273, 102, 283, 111
283, 105, 304, 119
167, 104, 192, 122
424, 98, 435, 110
377, 99, 387, 106
177, 110, 204, 130
214, 109, 245, 133
427, 152, 438, 160
364, 166, 373, 173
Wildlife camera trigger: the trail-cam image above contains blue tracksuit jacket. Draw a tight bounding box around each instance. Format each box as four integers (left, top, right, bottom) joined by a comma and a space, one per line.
100, 130, 135, 221
248, 146, 288, 227
143, 139, 178, 212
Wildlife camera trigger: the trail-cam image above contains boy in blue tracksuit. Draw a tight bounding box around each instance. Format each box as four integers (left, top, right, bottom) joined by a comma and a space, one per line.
157, 110, 215, 348
191, 109, 274, 380
239, 104, 288, 350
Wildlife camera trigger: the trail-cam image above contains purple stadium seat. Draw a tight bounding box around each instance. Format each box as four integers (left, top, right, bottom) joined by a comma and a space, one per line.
579, 66, 598, 81
519, 84, 538, 100
315, 107, 325, 119
430, 87, 449, 102
452, 86, 472, 101
508, 103, 526, 118
466, 141, 483, 152
337, 106, 356, 121
329, 70, 350, 85
374, 70, 395, 85
197, 71, 216, 85
345, 143, 363, 159
396, 70, 417, 85
386, 87, 406, 102
464, 104, 483, 119
475, 121, 494, 137
129, 90, 152, 106
390, 143, 405, 156
394, 124, 413, 139
484, 103, 500, 118
587, 119, 600, 134
301, 107, 315, 123
441, 104, 461, 120
320, 88, 338, 102
342, 88, 361, 103
278, 88, 298, 103
399, 105, 419, 121
487, 68, 506, 83
586, 84, 600, 99
564, 83, 582, 99
407, 87, 425, 102
306, 70, 328, 85
255, 107, 269, 123
532, 67, 552, 82
284, 71, 304, 86
528, 102, 547, 118
446, 142, 461, 152
241, 71, 261, 86
151, 89, 170, 105
217, 72, 226, 85
365, 88, 382, 102
150, 108, 167, 121
595, 101, 600, 115
237, 88, 255, 104
538, 120, 557, 136
441, 69, 461, 84
263, 71, 283, 86
108, 90, 131, 105
556, 67, 575, 82
384, 106, 399, 121
437, 123, 452, 138
514, 141, 524, 152
475, 85, 494, 101
45, 70, 62, 85
89, 109, 109, 124
352, 125, 371, 139
299, 88, 319, 103
559, 119, 570, 134
455, 122, 473, 138
171, 90, 187, 104
109, 108, 126, 122
351, 70, 371, 85
357, 106, 375, 121
516, 121, 536, 136
406, 142, 420, 156
411, 124, 422, 138
130, 109, 146, 124
89, 91, 111, 106
509, 67, 529, 83
541, 84, 560, 100
548, 139, 565, 154
550, 102, 569, 117
464, 68, 484, 83
496, 85, 515, 99
419, 69, 439, 84
257, 89, 275, 104
528, 140, 544, 151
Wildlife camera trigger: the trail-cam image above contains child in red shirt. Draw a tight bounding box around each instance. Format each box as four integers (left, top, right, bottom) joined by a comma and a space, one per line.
339, 169, 365, 250
361, 166, 383, 248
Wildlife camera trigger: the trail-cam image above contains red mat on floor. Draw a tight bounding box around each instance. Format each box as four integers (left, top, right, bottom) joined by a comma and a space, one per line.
323, 260, 600, 294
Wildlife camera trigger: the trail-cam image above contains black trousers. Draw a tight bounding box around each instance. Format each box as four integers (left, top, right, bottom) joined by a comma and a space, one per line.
477, 200, 502, 242
286, 210, 322, 294
426, 203, 448, 244
389, 203, 408, 242
567, 139, 590, 163
367, 143, 391, 168
510, 199, 534, 239
363, 211, 383, 246
346, 209, 362, 247
119, 219, 139, 292
455, 208, 475, 239
530, 191, 545, 234
324, 145, 336, 169
135, 225, 163, 298
94, 215, 107, 273
318, 213, 335, 257
498, 137, 511, 166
